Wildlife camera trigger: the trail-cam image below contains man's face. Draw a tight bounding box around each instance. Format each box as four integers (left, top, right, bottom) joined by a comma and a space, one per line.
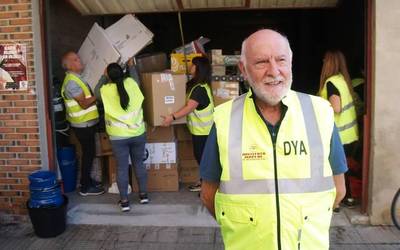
66, 53, 83, 73
240, 31, 292, 106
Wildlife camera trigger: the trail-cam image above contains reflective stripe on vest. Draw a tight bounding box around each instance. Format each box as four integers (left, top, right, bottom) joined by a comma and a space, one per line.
320, 74, 358, 144
187, 83, 214, 135
219, 92, 334, 194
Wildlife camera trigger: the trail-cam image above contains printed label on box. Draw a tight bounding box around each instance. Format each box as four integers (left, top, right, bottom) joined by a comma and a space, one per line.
164, 96, 175, 104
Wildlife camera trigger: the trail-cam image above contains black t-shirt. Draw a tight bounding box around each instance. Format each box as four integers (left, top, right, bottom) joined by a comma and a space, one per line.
327, 81, 340, 98
189, 85, 210, 110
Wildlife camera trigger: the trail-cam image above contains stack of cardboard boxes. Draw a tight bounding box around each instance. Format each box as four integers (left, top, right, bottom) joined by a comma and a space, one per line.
175, 124, 199, 184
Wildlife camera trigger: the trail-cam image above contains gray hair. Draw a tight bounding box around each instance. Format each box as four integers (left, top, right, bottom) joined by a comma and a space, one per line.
61, 51, 74, 70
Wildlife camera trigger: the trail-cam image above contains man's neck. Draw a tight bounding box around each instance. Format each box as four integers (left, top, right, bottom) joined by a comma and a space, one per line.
255, 98, 282, 126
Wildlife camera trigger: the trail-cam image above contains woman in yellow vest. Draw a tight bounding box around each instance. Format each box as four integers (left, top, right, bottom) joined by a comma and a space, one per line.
162, 56, 214, 192
100, 62, 147, 212
318, 50, 359, 209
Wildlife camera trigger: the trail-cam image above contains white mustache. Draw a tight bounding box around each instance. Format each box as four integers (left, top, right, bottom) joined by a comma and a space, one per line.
263, 76, 285, 84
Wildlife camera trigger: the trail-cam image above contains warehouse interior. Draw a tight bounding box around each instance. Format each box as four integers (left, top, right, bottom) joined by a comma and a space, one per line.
43, 0, 368, 217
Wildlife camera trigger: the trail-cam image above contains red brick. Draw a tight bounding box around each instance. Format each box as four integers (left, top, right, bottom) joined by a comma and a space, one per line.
29, 147, 39, 152
0, 140, 14, 146
0, 114, 13, 120
7, 147, 29, 153
26, 121, 38, 126
24, 107, 38, 113
18, 11, 31, 18
0, 166, 18, 171
4, 107, 24, 113
8, 3, 31, 11
30, 160, 41, 165
0, 26, 20, 32
4, 134, 26, 139
0, 153, 17, 159
0, 101, 12, 107
0, 160, 5, 166
9, 184, 29, 190
4, 120, 26, 127
28, 134, 38, 139
0, 0, 18, 3
0, 191, 19, 196
9, 18, 31, 25
20, 26, 31, 32
18, 166, 40, 172
0, 33, 9, 39
26, 95, 36, 100
18, 153, 40, 159
14, 100, 36, 107
0, 12, 18, 19
3, 95, 25, 100
17, 140, 39, 146
0, 127, 15, 133
16, 127, 38, 133
15, 114, 37, 120
7, 159, 29, 165
10, 33, 32, 39
0, 179, 19, 184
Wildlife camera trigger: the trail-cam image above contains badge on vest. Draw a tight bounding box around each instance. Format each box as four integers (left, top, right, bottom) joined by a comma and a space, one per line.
242, 144, 267, 161
283, 140, 308, 155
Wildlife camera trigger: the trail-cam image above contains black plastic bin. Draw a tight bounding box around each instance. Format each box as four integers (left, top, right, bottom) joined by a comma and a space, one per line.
27, 195, 68, 238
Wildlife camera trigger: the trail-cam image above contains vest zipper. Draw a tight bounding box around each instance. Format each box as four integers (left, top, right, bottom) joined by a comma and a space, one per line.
272, 141, 282, 250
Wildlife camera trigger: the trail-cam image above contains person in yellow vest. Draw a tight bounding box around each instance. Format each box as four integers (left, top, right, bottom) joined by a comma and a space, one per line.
200, 29, 348, 250
161, 56, 214, 192
318, 50, 359, 209
61, 51, 104, 196
96, 62, 147, 212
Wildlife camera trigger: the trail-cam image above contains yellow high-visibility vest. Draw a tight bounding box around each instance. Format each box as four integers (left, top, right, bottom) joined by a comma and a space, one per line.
186, 83, 214, 136
100, 77, 145, 137
61, 73, 99, 125
214, 90, 336, 250
320, 74, 359, 144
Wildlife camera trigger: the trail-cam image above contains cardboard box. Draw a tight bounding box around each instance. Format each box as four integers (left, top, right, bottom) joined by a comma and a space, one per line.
95, 132, 112, 156
143, 142, 177, 164
141, 73, 187, 126
212, 80, 240, 106
179, 159, 199, 183
78, 23, 120, 90
105, 14, 153, 64
146, 125, 175, 142
211, 54, 240, 66
174, 124, 192, 141
178, 140, 195, 160
170, 53, 203, 74
132, 164, 179, 192
212, 65, 226, 76
108, 155, 117, 184
136, 53, 168, 73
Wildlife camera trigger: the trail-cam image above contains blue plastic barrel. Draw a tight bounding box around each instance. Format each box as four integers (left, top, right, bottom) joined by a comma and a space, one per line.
57, 146, 77, 193
28, 171, 63, 208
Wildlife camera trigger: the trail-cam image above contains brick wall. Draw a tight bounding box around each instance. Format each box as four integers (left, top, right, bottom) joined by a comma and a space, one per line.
0, 0, 41, 223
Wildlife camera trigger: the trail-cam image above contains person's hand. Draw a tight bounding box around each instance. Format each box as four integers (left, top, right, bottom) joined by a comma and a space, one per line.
160, 114, 174, 127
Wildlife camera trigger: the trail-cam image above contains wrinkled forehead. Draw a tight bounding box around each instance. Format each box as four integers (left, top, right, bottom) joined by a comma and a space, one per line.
244, 32, 291, 60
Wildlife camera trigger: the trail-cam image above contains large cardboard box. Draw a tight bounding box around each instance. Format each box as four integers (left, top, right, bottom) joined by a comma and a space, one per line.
141, 73, 187, 126
78, 23, 120, 90
132, 164, 179, 192
170, 53, 202, 74
105, 14, 153, 64
143, 142, 176, 164
95, 132, 113, 156
146, 125, 175, 142
179, 159, 199, 183
212, 80, 240, 106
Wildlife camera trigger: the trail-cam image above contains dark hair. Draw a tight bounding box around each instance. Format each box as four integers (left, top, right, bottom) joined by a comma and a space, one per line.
187, 56, 211, 93
106, 63, 129, 110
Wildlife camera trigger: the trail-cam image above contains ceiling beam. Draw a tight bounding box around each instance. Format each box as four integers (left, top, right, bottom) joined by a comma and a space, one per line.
176, 0, 184, 10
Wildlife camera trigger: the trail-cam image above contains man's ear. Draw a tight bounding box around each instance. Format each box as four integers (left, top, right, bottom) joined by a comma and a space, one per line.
238, 61, 247, 80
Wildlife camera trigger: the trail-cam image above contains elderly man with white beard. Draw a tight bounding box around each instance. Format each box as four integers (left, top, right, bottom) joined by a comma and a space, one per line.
199, 29, 347, 250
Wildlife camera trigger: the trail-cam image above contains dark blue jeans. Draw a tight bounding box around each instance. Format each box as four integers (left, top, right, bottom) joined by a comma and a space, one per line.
110, 133, 147, 200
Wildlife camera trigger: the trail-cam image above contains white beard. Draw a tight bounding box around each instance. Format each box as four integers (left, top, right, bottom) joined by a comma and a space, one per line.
248, 75, 292, 106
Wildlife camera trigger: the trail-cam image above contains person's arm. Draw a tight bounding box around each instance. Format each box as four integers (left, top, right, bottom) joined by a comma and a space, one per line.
329, 125, 348, 208
199, 125, 222, 218
201, 181, 219, 218
73, 92, 96, 110
161, 99, 199, 126
327, 82, 341, 113
333, 174, 346, 208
